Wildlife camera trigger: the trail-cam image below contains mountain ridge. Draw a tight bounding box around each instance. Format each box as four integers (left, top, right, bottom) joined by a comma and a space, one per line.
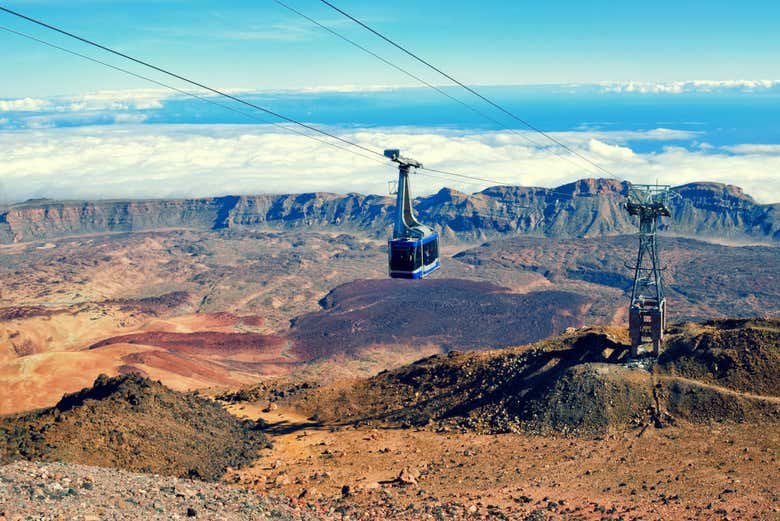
1, 179, 776, 244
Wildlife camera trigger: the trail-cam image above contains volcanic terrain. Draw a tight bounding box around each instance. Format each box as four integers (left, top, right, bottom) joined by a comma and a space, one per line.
2, 320, 778, 520
212, 319, 780, 520
1, 181, 779, 518
0, 213, 778, 414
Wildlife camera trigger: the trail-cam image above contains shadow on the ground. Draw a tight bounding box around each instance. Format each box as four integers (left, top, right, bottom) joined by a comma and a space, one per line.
261, 418, 327, 436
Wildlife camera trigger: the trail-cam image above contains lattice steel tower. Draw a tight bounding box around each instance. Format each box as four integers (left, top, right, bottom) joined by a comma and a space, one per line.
624, 184, 672, 357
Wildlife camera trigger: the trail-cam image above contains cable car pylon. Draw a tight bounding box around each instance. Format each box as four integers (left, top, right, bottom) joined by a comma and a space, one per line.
624, 183, 672, 357
385, 149, 441, 279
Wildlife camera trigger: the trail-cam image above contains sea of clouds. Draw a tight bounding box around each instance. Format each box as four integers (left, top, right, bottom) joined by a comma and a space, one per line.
1, 85, 778, 204
1, 124, 778, 204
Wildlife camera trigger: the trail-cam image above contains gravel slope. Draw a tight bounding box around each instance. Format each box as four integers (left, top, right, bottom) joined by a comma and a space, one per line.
0, 461, 332, 521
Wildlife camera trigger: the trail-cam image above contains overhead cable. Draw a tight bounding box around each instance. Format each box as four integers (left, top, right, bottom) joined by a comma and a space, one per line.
317, 0, 617, 177
0, 7, 603, 198
274, 0, 604, 177
0, 24, 392, 168
0, 5, 385, 161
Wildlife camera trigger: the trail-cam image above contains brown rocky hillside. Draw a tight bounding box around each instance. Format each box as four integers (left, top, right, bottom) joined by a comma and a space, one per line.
0, 374, 268, 480
289, 319, 780, 435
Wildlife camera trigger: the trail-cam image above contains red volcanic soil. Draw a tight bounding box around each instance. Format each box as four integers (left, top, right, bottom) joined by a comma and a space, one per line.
1, 328, 293, 415
121, 351, 241, 381
89, 331, 285, 356
238, 315, 265, 327
116, 364, 148, 377
290, 278, 592, 360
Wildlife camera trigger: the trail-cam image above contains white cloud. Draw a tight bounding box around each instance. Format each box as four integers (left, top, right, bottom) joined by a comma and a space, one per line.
60, 89, 173, 112
0, 97, 51, 112
0, 125, 777, 205
0, 90, 176, 119
600, 80, 780, 94
723, 144, 780, 155
587, 139, 636, 161
293, 84, 415, 94
112, 113, 149, 124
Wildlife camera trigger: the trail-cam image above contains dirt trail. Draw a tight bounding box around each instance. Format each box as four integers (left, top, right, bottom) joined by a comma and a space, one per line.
229, 403, 330, 463
658, 374, 780, 403
0, 227, 200, 250
227, 403, 418, 499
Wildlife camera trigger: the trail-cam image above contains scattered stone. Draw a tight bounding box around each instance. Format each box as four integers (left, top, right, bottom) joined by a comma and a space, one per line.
176, 484, 196, 498
398, 468, 419, 486
524, 509, 546, 521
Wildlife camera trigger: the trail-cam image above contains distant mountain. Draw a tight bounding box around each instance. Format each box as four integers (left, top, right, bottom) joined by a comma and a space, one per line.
0, 179, 776, 244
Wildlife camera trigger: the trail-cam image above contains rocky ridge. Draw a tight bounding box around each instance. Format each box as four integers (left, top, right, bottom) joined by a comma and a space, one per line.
1, 179, 776, 244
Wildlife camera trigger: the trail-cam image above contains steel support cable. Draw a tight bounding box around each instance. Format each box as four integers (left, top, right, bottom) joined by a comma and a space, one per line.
317, 0, 618, 177
273, 0, 605, 178
0, 29, 529, 193
0, 7, 538, 187
0, 5, 386, 161
0, 23, 602, 201
0, 25, 392, 169
272, 0, 542, 151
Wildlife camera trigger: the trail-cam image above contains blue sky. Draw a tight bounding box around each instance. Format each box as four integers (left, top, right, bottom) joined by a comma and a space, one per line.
0, 1, 779, 204
2, 0, 779, 96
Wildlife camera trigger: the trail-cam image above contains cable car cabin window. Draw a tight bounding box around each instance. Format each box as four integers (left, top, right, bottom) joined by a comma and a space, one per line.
422, 238, 438, 266
390, 243, 422, 272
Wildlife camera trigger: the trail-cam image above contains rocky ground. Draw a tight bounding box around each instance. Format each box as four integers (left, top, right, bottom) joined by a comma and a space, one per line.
0, 460, 338, 521
2, 418, 778, 521
276, 320, 780, 435
1, 225, 777, 416
0, 459, 584, 521
217, 320, 780, 520
221, 404, 780, 521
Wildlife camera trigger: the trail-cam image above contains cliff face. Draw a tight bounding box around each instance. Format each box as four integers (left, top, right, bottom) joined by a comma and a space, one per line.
0, 179, 776, 244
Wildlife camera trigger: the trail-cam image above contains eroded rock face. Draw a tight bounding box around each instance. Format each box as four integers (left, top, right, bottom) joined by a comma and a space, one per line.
1, 179, 776, 244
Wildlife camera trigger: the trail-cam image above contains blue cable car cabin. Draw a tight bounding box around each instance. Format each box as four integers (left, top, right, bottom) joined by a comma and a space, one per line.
384, 148, 440, 279
388, 232, 440, 279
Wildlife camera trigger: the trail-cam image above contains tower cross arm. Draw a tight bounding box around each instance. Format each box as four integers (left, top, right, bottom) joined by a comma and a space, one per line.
384, 149, 422, 169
